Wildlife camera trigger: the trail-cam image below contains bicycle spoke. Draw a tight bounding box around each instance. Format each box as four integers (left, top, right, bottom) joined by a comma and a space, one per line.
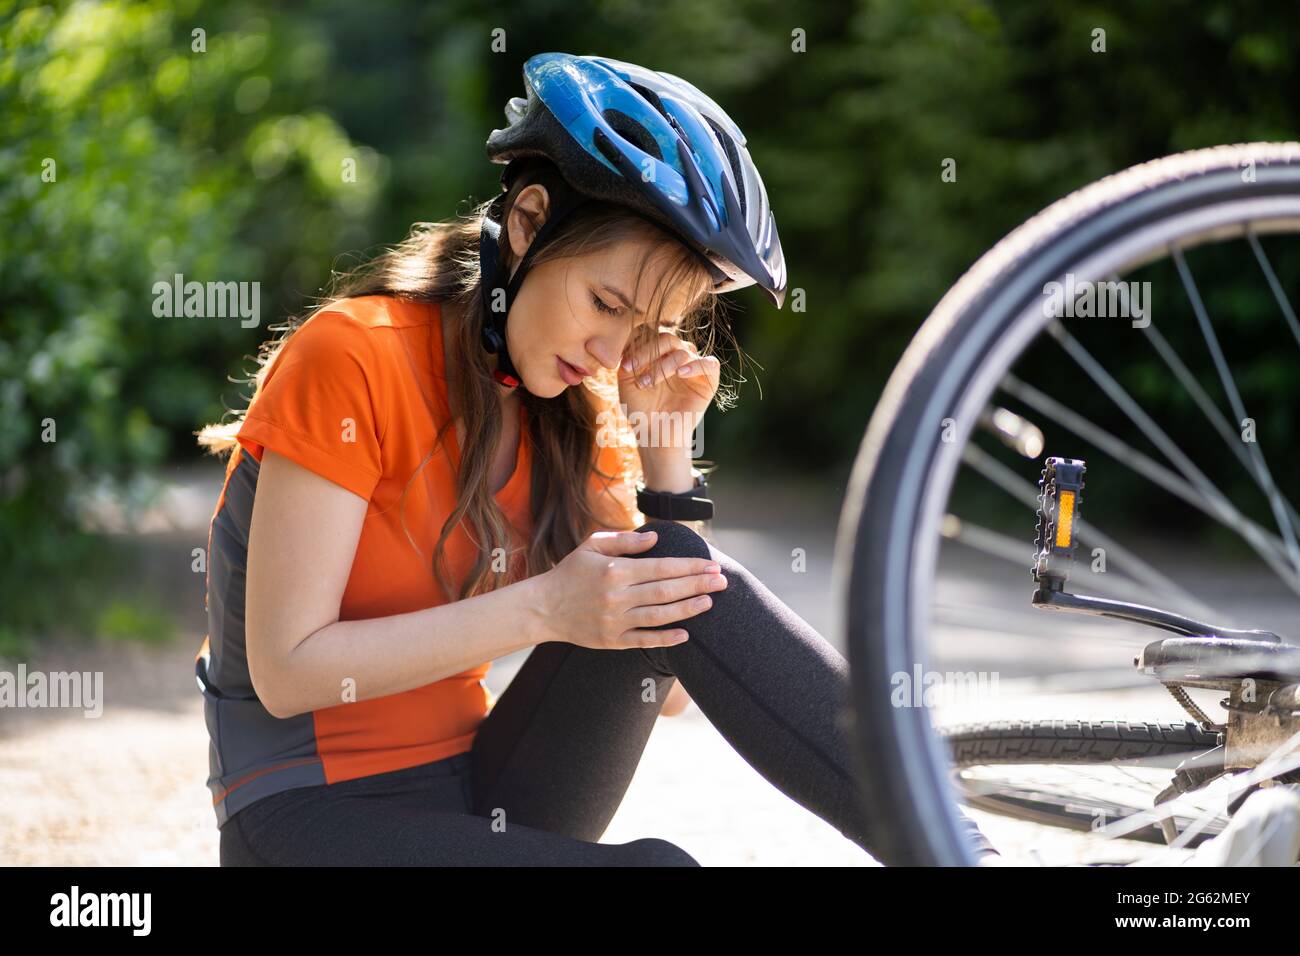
962, 439, 1225, 618
1099, 728, 1300, 844
1106, 272, 1300, 531
1113, 764, 1157, 788
1048, 321, 1268, 539
940, 514, 1035, 566
1001, 369, 1300, 596
1171, 245, 1300, 576
977, 405, 1044, 458
941, 514, 1189, 609
1247, 229, 1300, 354
1191, 801, 1291, 865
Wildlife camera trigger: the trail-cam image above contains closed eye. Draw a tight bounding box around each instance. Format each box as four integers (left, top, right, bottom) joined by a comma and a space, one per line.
590, 290, 623, 316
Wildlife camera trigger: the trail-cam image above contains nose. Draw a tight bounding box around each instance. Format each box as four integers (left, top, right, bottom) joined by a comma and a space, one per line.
585, 334, 626, 373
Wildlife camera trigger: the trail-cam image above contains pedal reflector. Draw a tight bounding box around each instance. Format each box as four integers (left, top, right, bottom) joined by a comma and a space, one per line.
1055, 491, 1075, 548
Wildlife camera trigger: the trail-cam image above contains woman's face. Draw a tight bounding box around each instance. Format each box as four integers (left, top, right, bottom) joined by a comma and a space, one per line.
503, 185, 695, 398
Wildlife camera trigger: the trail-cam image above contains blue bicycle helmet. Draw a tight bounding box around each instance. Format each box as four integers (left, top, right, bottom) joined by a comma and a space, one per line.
478, 52, 788, 388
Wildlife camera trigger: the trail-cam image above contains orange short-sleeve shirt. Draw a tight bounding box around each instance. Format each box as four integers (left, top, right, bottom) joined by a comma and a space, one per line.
199, 295, 643, 825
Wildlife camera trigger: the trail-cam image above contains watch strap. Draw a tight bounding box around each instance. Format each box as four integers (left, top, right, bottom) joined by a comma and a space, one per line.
636, 478, 714, 521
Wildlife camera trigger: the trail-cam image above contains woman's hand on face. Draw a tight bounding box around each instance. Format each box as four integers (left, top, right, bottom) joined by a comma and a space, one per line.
533, 528, 728, 650
618, 330, 720, 428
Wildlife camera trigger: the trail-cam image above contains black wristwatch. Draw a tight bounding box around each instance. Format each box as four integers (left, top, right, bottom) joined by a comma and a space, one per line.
636, 471, 714, 521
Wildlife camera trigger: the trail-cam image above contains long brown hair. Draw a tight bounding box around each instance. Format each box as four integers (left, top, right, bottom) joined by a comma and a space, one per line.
196, 163, 736, 603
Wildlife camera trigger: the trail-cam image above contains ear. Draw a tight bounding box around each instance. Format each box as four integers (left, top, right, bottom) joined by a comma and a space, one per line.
505, 184, 550, 266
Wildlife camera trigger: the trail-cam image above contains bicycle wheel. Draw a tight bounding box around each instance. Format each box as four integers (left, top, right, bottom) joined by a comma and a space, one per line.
945, 720, 1226, 846
836, 143, 1300, 866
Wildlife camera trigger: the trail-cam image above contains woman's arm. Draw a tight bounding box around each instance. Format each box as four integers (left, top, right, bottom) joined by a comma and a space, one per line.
638, 445, 712, 540
245, 449, 548, 719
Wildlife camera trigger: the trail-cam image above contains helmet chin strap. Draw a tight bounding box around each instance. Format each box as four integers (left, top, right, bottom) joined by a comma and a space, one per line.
478, 164, 591, 392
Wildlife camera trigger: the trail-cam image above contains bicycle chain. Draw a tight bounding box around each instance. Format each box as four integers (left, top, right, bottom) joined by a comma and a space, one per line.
1165, 683, 1226, 733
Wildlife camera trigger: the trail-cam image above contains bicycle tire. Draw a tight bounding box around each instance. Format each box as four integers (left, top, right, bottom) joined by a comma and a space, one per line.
945, 720, 1225, 846
834, 142, 1300, 866
945, 719, 1221, 768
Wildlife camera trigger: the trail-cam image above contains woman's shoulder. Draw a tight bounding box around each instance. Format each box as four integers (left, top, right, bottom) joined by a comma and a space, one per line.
259, 296, 440, 394
309, 294, 441, 332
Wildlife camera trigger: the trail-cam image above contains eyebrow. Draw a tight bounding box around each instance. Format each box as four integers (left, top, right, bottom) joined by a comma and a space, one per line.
601, 284, 643, 317
603, 282, 689, 330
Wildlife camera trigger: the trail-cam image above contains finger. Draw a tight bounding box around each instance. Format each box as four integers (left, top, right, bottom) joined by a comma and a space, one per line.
625, 555, 722, 584
618, 627, 691, 649
676, 353, 720, 381
632, 346, 693, 389
581, 529, 659, 557
656, 329, 694, 352
620, 328, 666, 377
656, 347, 695, 384
624, 571, 728, 609
622, 331, 693, 382
626, 593, 715, 628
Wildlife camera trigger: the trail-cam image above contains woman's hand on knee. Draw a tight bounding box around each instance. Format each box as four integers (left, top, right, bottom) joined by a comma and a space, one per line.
532, 529, 728, 651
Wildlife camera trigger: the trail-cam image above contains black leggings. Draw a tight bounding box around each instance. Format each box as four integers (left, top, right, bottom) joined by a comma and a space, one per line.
219, 519, 994, 866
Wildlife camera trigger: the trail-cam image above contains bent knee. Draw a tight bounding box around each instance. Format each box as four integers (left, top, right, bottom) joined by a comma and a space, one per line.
622, 836, 701, 867
634, 518, 710, 559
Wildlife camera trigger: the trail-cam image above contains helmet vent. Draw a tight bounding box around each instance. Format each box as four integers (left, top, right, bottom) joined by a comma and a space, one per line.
602, 108, 663, 162
704, 116, 746, 220
628, 82, 672, 121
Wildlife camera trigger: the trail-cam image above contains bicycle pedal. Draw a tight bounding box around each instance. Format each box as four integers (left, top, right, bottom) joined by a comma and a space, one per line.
1032, 456, 1086, 594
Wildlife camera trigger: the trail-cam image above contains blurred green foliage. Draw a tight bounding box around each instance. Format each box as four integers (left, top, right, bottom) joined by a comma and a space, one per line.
3, 0, 1299, 637
94, 596, 175, 644
1, 0, 379, 635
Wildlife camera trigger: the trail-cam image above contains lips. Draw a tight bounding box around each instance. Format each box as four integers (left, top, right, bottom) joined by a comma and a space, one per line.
556, 356, 588, 386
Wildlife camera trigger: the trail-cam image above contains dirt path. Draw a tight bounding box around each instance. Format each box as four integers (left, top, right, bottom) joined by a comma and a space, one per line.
0, 638, 214, 865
